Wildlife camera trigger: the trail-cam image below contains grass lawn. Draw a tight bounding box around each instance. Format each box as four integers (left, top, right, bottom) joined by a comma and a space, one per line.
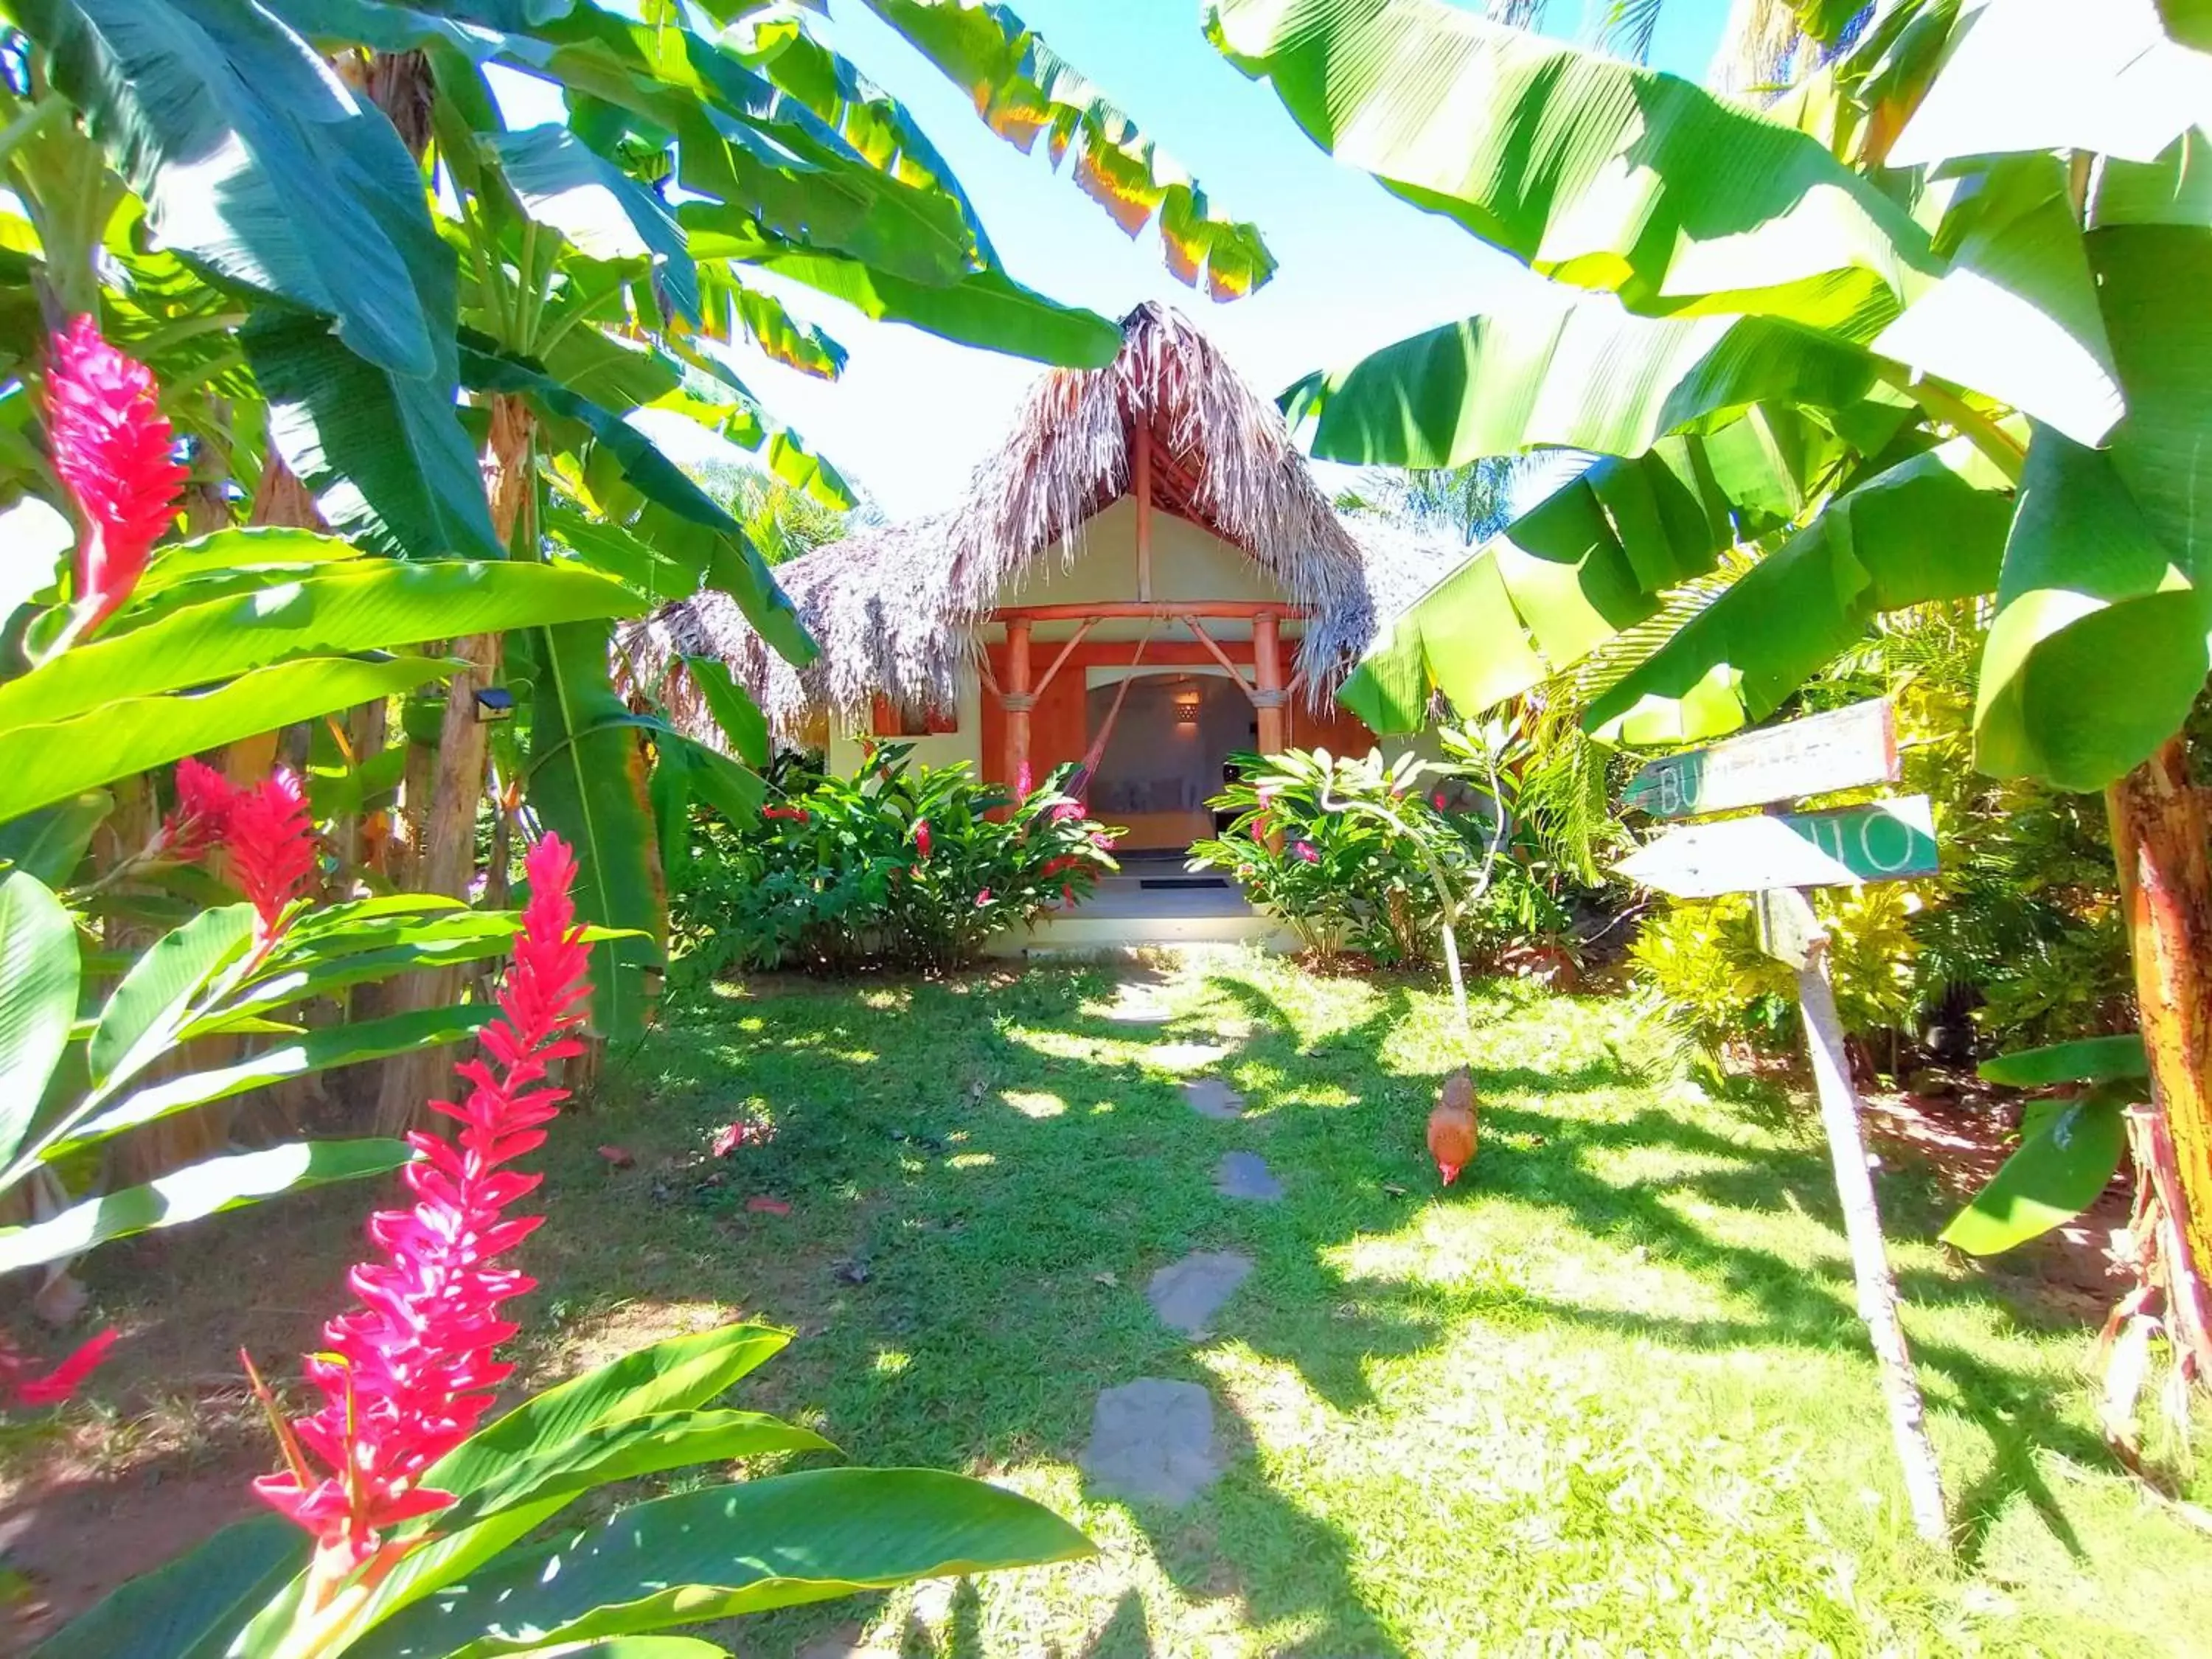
17, 955, 2212, 1655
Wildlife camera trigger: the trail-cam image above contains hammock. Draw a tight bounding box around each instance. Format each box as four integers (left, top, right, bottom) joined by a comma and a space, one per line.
1062, 619, 1158, 810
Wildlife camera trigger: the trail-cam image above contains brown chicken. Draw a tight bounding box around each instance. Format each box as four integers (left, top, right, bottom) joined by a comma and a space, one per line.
1427, 1068, 1478, 1186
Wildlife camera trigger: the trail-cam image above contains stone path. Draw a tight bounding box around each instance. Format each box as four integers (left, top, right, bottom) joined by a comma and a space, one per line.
1150, 1041, 1230, 1073
1181, 1077, 1245, 1120
1102, 979, 1173, 1024
1077, 978, 1283, 1509
1082, 1379, 1223, 1505
1215, 1150, 1284, 1202
1147, 1250, 1253, 1335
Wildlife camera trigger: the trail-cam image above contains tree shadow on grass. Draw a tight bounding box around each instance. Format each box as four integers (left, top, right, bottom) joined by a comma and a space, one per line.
627, 961, 2108, 1651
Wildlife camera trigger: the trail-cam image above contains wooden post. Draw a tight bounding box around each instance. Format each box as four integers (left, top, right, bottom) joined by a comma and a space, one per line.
1133, 428, 1153, 602
1619, 708, 1949, 1548
2107, 736, 2212, 1300
1775, 888, 1951, 1546
1004, 619, 1034, 796
1252, 611, 1286, 757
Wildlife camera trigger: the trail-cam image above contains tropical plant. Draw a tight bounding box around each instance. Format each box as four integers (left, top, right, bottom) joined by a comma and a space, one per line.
0, 319, 634, 1391
0, 756, 613, 1411
1628, 881, 1921, 1060
671, 748, 1118, 978
1818, 600, 2139, 1052
34, 834, 1093, 1658
1211, 0, 2212, 1293
692, 458, 861, 567
1335, 453, 1527, 545
1188, 745, 1551, 967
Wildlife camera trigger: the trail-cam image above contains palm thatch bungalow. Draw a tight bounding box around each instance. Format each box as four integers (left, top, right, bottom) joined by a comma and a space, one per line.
629, 303, 1457, 947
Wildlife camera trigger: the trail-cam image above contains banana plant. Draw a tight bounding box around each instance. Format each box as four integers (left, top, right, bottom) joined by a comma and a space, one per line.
1211, 0, 2212, 1293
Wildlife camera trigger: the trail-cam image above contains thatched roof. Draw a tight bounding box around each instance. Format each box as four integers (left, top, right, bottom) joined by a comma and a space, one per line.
626, 303, 1461, 742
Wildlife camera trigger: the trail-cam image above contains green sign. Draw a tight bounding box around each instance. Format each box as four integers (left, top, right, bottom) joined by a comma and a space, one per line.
1615, 796, 1939, 900
1623, 700, 1898, 819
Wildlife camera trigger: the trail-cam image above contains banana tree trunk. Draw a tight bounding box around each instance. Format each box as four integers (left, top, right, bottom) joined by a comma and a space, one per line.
372, 394, 535, 1136
2107, 734, 2212, 1307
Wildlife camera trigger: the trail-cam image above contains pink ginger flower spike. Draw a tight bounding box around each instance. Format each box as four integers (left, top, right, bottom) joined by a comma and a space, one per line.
46, 316, 187, 638
250, 835, 591, 1567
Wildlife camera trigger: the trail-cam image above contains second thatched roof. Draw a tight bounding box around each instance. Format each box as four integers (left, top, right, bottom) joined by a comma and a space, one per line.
627, 303, 1459, 740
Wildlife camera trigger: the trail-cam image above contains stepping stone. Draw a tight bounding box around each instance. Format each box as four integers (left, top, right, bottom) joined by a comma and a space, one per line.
1215, 1151, 1284, 1203
1147, 1251, 1253, 1335
1082, 1379, 1222, 1506
1148, 1041, 1228, 1071
1180, 1077, 1245, 1120
1103, 982, 1172, 1024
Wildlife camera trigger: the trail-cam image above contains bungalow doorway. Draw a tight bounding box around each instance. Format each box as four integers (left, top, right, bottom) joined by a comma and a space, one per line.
1083, 668, 1256, 852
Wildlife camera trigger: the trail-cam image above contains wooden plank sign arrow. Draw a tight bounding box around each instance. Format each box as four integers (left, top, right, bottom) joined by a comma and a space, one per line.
1616, 796, 1938, 899
1622, 698, 1898, 819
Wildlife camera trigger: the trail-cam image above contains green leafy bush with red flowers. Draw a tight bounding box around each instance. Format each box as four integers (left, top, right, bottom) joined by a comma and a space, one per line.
1189, 745, 1561, 966
671, 745, 1118, 976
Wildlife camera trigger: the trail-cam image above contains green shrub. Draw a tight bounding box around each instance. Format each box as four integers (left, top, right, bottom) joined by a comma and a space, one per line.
671, 745, 1116, 976
1187, 745, 1563, 966
1628, 885, 1922, 1060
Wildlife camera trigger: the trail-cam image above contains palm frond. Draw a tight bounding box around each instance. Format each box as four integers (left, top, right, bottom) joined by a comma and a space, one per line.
1593, 0, 1667, 63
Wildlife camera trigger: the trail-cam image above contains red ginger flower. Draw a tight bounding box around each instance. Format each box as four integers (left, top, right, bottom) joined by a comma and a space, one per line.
251, 835, 591, 1564
46, 316, 187, 637
913, 818, 932, 860
159, 762, 316, 945
226, 769, 316, 939
161, 756, 234, 860
1, 1326, 118, 1411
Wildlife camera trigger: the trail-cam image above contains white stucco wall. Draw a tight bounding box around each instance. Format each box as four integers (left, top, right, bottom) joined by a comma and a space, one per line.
825, 664, 985, 779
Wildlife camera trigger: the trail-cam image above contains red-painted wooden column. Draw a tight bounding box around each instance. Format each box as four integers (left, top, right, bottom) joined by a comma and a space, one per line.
1252, 612, 1287, 757
1004, 618, 1034, 796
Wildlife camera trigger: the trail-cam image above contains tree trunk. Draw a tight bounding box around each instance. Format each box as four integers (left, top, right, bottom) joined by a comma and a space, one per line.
1793, 903, 1951, 1548
2106, 735, 2212, 1301
372, 395, 536, 1136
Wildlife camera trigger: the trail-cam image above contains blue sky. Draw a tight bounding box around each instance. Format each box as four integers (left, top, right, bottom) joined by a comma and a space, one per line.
500, 1, 1735, 518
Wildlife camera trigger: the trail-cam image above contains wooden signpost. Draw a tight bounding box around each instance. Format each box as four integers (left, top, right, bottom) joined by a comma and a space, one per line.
1617, 699, 1951, 1547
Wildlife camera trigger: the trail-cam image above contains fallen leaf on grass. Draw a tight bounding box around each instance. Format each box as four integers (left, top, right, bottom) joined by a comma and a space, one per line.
1382, 1183, 1407, 1198
1093, 1270, 1119, 1288
746, 1195, 793, 1217
597, 1145, 635, 1169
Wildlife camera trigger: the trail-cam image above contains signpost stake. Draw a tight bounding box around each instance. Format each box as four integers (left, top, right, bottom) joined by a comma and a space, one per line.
1620, 704, 1950, 1550
1785, 892, 1950, 1547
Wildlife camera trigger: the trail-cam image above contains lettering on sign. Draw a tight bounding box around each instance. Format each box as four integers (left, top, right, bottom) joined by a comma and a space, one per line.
1615, 796, 1939, 900
1622, 700, 1899, 820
